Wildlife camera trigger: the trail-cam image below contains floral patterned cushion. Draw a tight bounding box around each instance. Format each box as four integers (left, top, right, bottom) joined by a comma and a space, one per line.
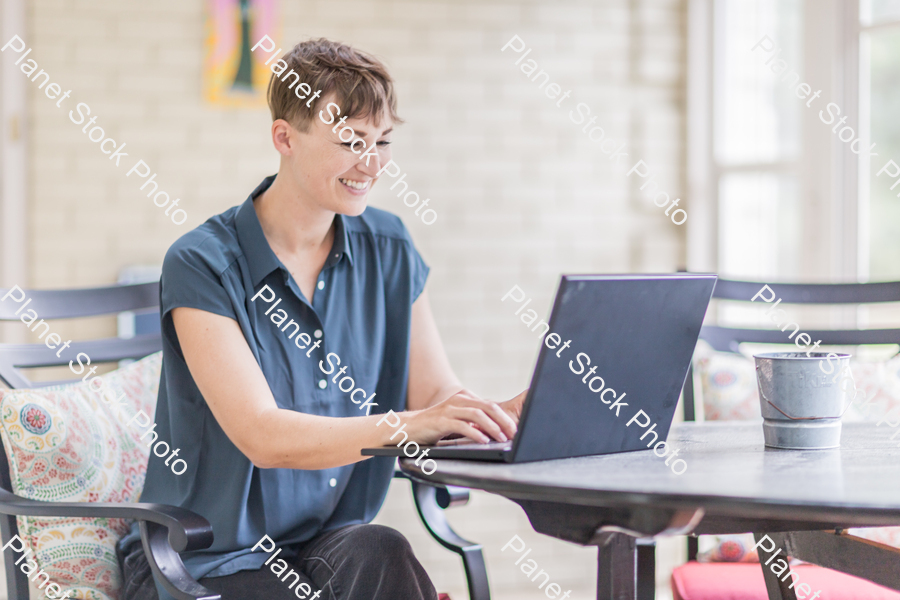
0, 352, 162, 600
697, 533, 809, 564
692, 341, 762, 421
841, 358, 900, 422
846, 527, 900, 550
692, 340, 900, 423
697, 534, 757, 562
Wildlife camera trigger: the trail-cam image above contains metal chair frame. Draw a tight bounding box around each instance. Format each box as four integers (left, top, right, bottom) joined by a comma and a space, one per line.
0, 282, 491, 600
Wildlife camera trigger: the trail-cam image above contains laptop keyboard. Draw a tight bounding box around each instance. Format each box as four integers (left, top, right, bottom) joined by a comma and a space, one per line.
434, 438, 513, 450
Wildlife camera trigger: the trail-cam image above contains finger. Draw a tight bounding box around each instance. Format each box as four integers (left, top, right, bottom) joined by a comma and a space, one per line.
436, 415, 491, 444
507, 389, 529, 420
484, 400, 518, 437
449, 397, 518, 438
447, 421, 491, 444
450, 407, 505, 441
450, 407, 507, 442
466, 398, 518, 437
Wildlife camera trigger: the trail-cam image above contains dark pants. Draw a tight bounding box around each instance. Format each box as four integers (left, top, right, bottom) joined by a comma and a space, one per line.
122, 524, 439, 600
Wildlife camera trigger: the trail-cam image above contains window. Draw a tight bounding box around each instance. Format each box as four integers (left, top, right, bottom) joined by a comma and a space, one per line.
710, 0, 803, 280
694, 0, 900, 284
860, 0, 900, 280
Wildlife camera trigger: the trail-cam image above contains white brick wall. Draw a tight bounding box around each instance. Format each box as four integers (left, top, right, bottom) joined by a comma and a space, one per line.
16, 0, 687, 597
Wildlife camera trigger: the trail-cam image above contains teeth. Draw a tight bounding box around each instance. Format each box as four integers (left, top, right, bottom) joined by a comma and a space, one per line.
339, 178, 369, 191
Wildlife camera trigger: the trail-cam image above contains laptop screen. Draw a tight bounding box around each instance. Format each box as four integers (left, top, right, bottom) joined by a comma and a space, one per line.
511, 273, 716, 463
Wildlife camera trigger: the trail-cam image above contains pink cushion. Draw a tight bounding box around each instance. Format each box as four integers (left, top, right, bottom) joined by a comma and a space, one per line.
672, 562, 900, 600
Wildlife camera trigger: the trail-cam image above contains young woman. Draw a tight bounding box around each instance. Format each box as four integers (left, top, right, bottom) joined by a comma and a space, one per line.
119, 38, 526, 600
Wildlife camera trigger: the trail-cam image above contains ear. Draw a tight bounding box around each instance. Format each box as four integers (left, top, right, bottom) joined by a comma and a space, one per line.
271, 119, 296, 156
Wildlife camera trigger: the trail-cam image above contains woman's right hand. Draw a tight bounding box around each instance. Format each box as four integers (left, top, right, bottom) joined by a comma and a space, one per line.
401, 389, 519, 446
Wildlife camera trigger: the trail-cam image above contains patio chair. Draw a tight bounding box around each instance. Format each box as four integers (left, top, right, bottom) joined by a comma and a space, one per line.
673, 277, 900, 600
0, 282, 490, 600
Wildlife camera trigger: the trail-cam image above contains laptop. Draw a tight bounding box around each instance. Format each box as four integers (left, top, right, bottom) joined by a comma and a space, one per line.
362, 273, 717, 463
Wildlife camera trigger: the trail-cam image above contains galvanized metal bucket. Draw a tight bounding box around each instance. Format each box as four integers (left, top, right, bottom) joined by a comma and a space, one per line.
753, 352, 853, 449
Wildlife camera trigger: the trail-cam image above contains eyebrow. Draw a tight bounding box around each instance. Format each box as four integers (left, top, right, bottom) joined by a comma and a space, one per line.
350, 127, 393, 139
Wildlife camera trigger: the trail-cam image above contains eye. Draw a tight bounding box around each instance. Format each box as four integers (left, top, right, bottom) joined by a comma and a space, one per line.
377, 141, 392, 146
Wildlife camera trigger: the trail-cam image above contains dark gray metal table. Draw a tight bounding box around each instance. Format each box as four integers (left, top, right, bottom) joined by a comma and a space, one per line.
400, 421, 900, 600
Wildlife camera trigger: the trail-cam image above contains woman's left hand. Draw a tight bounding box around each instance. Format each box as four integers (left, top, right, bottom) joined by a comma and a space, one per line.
497, 389, 528, 426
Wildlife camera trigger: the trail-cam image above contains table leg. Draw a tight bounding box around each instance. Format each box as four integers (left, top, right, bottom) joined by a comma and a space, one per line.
596, 532, 637, 600
636, 539, 656, 600
753, 533, 798, 600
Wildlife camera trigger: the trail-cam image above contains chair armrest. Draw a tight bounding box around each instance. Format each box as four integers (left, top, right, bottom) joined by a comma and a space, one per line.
140, 521, 220, 600
0, 487, 212, 552
393, 470, 470, 508
0, 487, 220, 600
394, 469, 491, 600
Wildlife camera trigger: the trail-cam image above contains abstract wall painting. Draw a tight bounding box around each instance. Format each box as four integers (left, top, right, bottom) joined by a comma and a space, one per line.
204, 0, 280, 107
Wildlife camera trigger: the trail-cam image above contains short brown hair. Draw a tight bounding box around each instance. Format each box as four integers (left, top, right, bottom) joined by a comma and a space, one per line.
267, 38, 402, 132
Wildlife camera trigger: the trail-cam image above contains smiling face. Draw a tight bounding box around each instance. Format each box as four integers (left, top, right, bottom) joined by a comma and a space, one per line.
272, 102, 393, 217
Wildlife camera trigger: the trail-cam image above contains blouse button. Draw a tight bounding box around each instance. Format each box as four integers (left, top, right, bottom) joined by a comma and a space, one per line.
318, 379, 327, 389
317, 280, 325, 290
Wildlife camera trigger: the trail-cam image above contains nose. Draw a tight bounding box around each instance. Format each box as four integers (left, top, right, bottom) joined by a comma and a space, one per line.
358, 143, 387, 178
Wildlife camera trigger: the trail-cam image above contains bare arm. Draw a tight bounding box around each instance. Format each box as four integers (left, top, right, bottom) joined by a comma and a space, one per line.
406, 289, 465, 411
404, 289, 526, 441
173, 305, 519, 470
173, 307, 397, 470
